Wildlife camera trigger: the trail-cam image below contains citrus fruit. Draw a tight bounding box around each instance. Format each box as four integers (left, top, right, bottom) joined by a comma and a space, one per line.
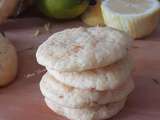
37, 0, 90, 19
0, 0, 17, 24
101, 0, 160, 38
81, 0, 104, 26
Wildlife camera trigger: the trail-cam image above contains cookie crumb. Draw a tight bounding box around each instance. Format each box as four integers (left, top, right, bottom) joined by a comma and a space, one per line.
26, 73, 35, 78
18, 46, 37, 53
36, 69, 47, 74
33, 29, 40, 37
25, 69, 46, 79
44, 22, 51, 32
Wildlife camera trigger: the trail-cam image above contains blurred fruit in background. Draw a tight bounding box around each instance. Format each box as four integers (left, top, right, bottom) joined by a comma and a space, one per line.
81, 0, 104, 26
0, 0, 159, 39
0, 0, 18, 24
0, 0, 34, 24
36, 0, 90, 19
15, 0, 34, 16
101, 0, 160, 39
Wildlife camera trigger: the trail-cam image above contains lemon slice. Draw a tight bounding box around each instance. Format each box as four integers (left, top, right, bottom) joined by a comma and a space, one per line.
101, 0, 160, 39
81, 0, 104, 26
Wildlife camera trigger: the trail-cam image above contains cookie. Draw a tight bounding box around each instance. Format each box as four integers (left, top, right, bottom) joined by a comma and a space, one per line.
36, 26, 132, 72
45, 98, 126, 120
47, 55, 133, 91
0, 34, 18, 86
40, 72, 134, 108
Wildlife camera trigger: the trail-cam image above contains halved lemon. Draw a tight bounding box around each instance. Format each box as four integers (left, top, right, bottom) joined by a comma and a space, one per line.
101, 0, 160, 39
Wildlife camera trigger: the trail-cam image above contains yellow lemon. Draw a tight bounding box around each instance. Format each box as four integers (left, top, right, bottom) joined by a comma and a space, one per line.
101, 0, 160, 39
81, 0, 104, 26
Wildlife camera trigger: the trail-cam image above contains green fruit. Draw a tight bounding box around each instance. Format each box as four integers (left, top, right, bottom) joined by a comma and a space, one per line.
37, 0, 90, 19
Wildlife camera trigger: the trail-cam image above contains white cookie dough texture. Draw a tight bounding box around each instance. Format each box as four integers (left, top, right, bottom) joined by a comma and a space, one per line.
40, 72, 134, 108
36, 27, 133, 72
45, 98, 126, 120
0, 34, 18, 86
47, 55, 133, 91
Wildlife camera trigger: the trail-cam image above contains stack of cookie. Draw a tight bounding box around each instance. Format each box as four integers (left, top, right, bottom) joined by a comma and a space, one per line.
36, 27, 134, 120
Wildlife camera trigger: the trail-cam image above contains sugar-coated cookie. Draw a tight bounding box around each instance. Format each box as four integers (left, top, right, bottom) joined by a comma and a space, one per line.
40, 72, 134, 108
47, 55, 133, 91
45, 98, 126, 120
36, 26, 133, 72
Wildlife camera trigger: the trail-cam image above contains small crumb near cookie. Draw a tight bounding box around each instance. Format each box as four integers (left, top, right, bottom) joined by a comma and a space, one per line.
44, 22, 51, 32
33, 29, 40, 37
26, 73, 35, 78
25, 69, 46, 79
18, 46, 37, 53
36, 69, 47, 74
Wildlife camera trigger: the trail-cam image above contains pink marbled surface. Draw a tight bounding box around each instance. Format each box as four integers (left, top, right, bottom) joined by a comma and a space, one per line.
0, 18, 160, 120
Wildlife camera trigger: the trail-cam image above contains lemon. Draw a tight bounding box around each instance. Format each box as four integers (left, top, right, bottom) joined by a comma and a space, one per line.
81, 0, 104, 26
0, 0, 17, 24
101, 0, 160, 39
37, 0, 90, 19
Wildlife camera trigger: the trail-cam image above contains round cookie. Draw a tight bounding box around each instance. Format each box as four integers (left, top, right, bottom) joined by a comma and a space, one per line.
47, 55, 133, 91
0, 34, 18, 86
45, 98, 126, 120
40, 73, 134, 108
36, 26, 133, 72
